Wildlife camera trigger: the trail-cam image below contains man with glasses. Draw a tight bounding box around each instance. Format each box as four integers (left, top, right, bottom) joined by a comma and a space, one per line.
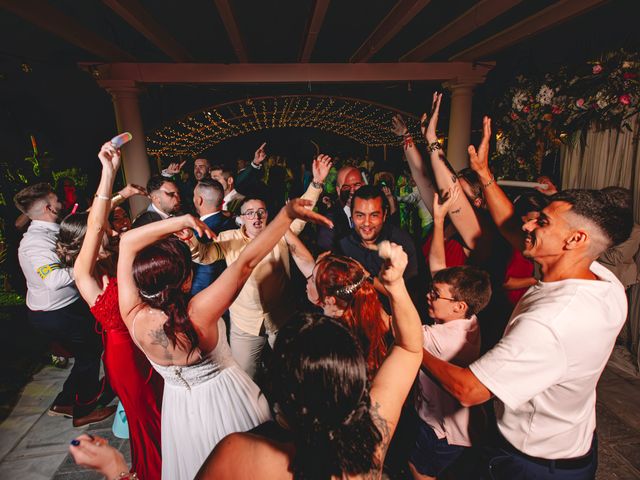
144, 175, 182, 219
188, 155, 333, 378
14, 183, 116, 426
317, 166, 365, 252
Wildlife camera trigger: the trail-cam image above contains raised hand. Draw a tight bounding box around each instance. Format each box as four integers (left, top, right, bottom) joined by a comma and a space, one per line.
391, 114, 409, 137
164, 161, 186, 176
284, 198, 333, 229
422, 92, 443, 143
253, 142, 267, 165
536, 176, 558, 196
432, 184, 461, 222
312, 154, 332, 184
98, 142, 121, 175
468, 116, 492, 177
118, 184, 147, 199
377, 241, 408, 286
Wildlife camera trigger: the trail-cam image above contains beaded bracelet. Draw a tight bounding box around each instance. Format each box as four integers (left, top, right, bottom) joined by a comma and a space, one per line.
482, 175, 496, 188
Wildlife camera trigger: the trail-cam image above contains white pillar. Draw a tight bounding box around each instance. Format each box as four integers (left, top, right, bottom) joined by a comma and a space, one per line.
443, 81, 475, 172
101, 80, 151, 216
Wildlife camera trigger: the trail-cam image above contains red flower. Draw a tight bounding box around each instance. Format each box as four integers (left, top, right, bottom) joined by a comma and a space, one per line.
623, 72, 637, 79
619, 94, 631, 105
523, 105, 530, 113
576, 98, 585, 108
552, 105, 563, 114
510, 112, 519, 120
592, 64, 603, 74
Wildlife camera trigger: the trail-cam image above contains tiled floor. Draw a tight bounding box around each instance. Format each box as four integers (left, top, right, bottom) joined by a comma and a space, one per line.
1, 353, 639, 479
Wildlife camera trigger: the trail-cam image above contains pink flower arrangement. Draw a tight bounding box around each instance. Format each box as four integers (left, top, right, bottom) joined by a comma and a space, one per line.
592, 64, 603, 74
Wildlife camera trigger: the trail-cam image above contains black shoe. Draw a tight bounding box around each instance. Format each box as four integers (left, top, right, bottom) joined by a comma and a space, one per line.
72, 405, 117, 428
48, 404, 74, 418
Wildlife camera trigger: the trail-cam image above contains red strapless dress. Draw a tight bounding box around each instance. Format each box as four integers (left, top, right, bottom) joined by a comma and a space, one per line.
91, 278, 163, 480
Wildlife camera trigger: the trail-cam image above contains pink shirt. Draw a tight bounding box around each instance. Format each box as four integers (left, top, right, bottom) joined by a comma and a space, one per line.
415, 317, 481, 447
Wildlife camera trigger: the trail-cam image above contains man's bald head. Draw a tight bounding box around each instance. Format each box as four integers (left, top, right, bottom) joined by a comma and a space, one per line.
336, 167, 364, 206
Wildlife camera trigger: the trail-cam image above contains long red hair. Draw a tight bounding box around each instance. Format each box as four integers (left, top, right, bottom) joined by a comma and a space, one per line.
315, 255, 388, 373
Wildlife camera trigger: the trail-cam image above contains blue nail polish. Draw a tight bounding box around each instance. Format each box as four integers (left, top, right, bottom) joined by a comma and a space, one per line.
70, 439, 80, 446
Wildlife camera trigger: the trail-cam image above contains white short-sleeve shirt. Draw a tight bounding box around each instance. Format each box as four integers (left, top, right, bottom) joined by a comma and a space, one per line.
470, 262, 627, 459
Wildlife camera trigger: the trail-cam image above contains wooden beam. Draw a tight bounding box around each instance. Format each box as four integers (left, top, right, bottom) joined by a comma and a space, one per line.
0, 0, 135, 61
82, 62, 494, 84
299, 0, 330, 63
213, 0, 248, 62
102, 0, 193, 62
350, 0, 431, 63
400, 0, 523, 61
450, 0, 610, 61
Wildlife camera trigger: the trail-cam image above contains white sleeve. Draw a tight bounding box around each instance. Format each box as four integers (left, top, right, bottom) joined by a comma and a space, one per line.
27, 248, 75, 291
469, 318, 567, 410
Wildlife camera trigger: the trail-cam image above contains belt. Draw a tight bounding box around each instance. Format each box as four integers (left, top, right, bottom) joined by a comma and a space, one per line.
498, 433, 595, 470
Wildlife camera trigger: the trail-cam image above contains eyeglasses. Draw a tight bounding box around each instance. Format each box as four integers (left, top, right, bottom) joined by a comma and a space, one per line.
340, 182, 363, 192
159, 189, 180, 199
241, 208, 267, 219
427, 286, 457, 302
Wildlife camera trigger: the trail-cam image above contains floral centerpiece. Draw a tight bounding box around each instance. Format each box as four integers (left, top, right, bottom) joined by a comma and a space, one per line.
490, 49, 640, 180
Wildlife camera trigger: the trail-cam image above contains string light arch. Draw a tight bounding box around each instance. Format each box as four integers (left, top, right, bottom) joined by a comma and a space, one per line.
146, 95, 425, 158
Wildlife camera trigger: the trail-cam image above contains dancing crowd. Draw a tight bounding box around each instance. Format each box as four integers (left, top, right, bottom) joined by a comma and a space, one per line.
13, 93, 636, 480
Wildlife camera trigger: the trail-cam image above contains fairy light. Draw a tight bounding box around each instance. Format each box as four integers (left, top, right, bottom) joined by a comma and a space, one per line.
146, 95, 425, 159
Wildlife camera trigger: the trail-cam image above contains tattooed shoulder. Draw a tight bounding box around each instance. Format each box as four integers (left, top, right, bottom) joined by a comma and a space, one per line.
149, 327, 173, 360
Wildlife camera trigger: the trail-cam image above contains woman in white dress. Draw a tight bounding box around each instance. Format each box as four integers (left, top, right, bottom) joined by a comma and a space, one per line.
117, 199, 332, 479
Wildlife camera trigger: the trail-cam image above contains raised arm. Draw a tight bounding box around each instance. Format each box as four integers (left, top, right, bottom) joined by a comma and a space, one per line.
429, 185, 460, 275
391, 115, 435, 213
284, 230, 315, 278
74, 142, 120, 306
469, 116, 526, 251
188, 199, 333, 350
117, 215, 215, 324
369, 242, 423, 457
290, 154, 332, 235
422, 93, 483, 250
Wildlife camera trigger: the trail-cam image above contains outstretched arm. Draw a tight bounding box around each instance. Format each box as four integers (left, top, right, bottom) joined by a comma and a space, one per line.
74, 142, 120, 306
369, 242, 423, 460
290, 154, 333, 235
469, 117, 525, 251
117, 215, 215, 325
284, 230, 315, 278
423, 93, 483, 251
189, 200, 333, 351
391, 115, 435, 214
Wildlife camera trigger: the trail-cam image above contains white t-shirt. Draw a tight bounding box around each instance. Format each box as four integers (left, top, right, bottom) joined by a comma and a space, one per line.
416, 316, 481, 447
470, 261, 627, 459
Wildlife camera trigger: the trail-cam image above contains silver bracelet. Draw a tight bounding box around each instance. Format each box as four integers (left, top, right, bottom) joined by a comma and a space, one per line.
94, 194, 110, 201
311, 180, 324, 189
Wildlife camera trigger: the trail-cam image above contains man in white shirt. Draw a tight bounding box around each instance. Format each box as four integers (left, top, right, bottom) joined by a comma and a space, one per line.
15, 183, 116, 426
421, 140, 633, 480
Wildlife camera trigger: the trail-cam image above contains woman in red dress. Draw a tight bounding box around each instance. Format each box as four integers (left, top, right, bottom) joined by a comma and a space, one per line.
56, 141, 163, 479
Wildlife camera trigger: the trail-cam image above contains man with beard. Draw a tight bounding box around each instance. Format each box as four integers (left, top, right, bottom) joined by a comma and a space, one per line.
316, 165, 365, 252
15, 183, 116, 426
418, 117, 633, 480
189, 155, 333, 378
144, 175, 182, 219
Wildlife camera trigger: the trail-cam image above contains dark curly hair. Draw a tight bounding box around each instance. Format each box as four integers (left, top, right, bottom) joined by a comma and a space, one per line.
132, 236, 198, 356
265, 314, 382, 480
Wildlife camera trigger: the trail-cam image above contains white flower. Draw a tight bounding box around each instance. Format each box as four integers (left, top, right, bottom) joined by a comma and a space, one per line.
496, 136, 510, 155
595, 91, 609, 109
536, 85, 555, 105
512, 90, 528, 111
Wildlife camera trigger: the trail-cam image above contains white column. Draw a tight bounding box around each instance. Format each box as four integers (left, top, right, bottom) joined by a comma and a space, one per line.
443, 81, 475, 172
101, 80, 151, 216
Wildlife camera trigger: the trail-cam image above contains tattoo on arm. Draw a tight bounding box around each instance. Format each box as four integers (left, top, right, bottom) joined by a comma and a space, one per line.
366, 400, 391, 478
150, 328, 173, 361
450, 208, 461, 214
